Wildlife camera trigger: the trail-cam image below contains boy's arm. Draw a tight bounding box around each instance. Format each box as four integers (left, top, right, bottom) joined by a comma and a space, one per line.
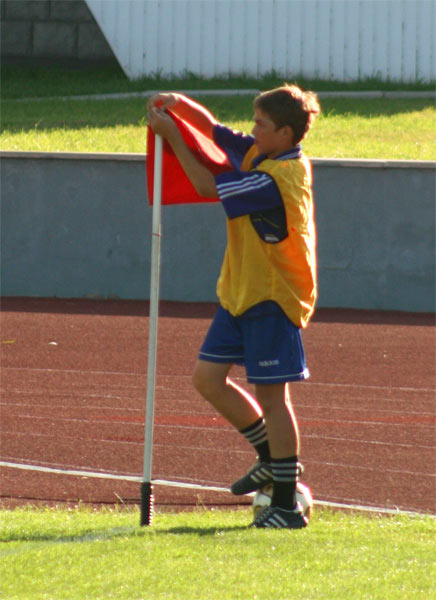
148, 107, 218, 198
147, 93, 217, 139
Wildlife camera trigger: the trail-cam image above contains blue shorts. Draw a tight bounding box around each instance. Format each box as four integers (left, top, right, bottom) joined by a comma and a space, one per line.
199, 302, 309, 384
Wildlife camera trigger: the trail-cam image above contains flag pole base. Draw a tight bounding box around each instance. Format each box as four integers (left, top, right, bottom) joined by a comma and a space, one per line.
140, 481, 154, 526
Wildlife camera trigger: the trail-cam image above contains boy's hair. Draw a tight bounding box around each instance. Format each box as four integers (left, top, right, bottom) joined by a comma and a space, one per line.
254, 84, 321, 144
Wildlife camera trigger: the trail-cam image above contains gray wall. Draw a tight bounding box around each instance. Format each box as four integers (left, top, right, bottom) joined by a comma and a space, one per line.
1, 152, 435, 312
0, 0, 113, 62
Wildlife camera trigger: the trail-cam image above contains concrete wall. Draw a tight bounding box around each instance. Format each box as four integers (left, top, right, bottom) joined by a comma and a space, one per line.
313, 159, 435, 311
0, 0, 113, 62
1, 152, 435, 312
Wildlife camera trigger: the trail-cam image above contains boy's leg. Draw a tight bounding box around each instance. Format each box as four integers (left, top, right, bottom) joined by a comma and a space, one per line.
192, 359, 261, 429
193, 359, 273, 491
256, 383, 304, 502
255, 382, 299, 458
251, 382, 307, 529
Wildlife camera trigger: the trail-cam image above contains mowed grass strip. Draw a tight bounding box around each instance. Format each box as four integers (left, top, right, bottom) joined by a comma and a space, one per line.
1, 506, 435, 600
1, 95, 435, 160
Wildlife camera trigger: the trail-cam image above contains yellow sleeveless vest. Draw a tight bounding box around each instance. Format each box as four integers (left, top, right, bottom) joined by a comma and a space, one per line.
216, 145, 317, 328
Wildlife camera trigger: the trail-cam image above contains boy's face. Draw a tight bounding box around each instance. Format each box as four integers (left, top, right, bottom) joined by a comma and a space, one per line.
251, 108, 293, 158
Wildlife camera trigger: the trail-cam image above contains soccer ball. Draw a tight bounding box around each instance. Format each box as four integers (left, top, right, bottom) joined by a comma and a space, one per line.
252, 482, 313, 520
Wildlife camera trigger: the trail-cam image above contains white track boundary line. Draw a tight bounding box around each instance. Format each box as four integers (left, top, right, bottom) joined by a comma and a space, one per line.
0, 461, 141, 482
1, 461, 431, 517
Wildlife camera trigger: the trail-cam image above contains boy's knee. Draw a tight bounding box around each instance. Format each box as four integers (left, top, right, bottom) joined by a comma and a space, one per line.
192, 362, 206, 394
192, 361, 213, 397
192, 360, 228, 399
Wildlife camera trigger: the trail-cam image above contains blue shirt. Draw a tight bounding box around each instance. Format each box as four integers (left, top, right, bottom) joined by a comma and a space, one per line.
213, 124, 302, 219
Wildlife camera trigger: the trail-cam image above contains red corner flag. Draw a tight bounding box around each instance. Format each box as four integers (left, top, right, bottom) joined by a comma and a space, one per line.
146, 112, 231, 205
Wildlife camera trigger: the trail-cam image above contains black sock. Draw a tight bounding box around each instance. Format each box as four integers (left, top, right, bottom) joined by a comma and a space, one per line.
270, 456, 301, 510
239, 418, 270, 463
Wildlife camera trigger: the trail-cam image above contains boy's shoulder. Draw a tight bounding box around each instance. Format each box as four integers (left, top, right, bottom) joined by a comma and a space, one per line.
256, 154, 311, 186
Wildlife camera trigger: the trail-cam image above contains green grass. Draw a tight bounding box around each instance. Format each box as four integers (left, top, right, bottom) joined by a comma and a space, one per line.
1, 95, 435, 159
1, 506, 435, 600
1, 63, 435, 100
1, 64, 435, 159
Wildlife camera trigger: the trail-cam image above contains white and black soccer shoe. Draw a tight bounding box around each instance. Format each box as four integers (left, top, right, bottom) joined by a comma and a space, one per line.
251, 505, 308, 529
230, 461, 273, 495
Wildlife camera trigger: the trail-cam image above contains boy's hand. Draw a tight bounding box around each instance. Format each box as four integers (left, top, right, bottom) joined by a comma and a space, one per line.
147, 92, 179, 113
148, 101, 217, 199
147, 106, 179, 141
146, 92, 216, 140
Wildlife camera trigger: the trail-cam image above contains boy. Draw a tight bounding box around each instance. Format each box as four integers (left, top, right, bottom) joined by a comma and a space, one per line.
147, 85, 320, 529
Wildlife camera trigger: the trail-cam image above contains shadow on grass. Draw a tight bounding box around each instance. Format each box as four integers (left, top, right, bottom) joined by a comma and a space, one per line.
2, 64, 435, 100
1, 524, 249, 546
153, 525, 249, 536
1, 526, 139, 545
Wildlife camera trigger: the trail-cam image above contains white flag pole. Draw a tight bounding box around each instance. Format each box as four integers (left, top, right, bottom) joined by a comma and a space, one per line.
141, 134, 163, 526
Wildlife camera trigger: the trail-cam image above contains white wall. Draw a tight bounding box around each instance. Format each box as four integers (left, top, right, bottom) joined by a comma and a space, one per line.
85, 0, 435, 82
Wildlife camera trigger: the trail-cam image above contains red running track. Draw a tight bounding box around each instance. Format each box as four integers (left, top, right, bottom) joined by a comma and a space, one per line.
1, 298, 435, 514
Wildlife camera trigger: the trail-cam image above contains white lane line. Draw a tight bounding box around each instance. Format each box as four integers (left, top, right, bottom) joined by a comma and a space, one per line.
0, 461, 433, 517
